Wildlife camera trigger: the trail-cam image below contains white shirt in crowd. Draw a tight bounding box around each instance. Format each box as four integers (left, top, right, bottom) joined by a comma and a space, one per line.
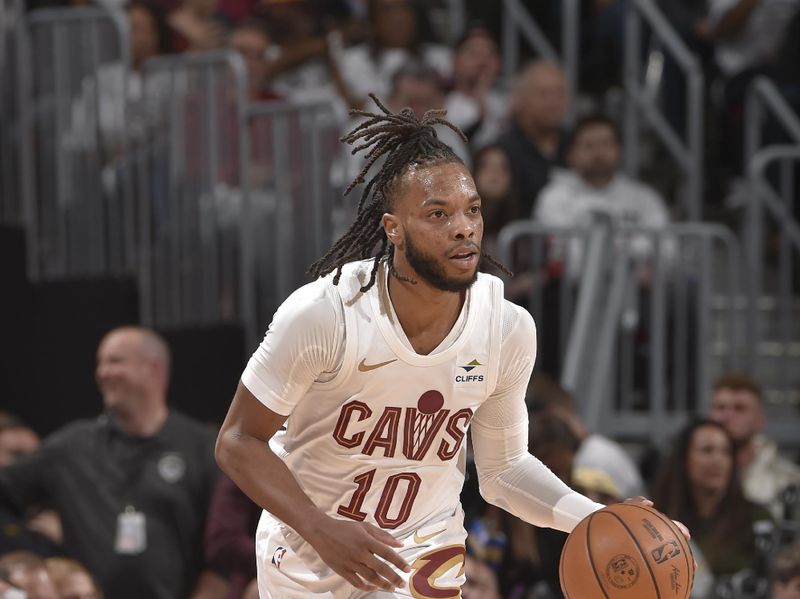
534, 171, 672, 278
444, 88, 508, 150
336, 44, 453, 103
707, 0, 800, 76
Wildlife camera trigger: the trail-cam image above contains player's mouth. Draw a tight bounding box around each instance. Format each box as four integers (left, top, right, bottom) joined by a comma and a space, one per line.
448, 246, 479, 270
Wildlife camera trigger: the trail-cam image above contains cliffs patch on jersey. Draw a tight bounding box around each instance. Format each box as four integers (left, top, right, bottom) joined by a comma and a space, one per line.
455, 358, 483, 383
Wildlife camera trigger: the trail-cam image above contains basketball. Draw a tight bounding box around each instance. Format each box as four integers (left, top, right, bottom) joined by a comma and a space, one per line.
560, 503, 694, 599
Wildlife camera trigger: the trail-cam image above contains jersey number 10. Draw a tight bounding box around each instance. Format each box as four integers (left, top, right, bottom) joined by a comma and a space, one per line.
336, 469, 422, 529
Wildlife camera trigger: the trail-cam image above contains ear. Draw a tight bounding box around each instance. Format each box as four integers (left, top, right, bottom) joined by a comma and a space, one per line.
382, 213, 404, 250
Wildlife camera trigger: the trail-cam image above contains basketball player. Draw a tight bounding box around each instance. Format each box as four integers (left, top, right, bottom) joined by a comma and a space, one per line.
216, 96, 661, 598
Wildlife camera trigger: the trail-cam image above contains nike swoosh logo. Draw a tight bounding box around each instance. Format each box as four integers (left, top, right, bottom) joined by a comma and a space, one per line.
413, 528, 446, 544
358, 358, 397, 372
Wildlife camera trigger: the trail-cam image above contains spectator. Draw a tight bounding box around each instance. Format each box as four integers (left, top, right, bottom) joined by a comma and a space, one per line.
464, 411, 579, 598
462, 553, 501, 599
335, 0, 452, 108
339, 61, 471, 187
65, 1, 173, 153
502, 411, 577, 599
241, 579, 259, 599
773, 543, 800, 599
497, 60, 569, 218
229, 19, 282, 101
472, 144, 518, 256
264, 0, 364, 113
168, 0, 227, 52
533, 113, 672, 280
0, 326, 223, 599
204, 474, 261, 599
657, 0, 715, 135
0, 551, 58, 599
708, 373, 800, 521
708, 0, 800, 80
445, 26, 507, 150
652, 419, 773, 580
0, 414, 61, 557
45, 557, 103, 599
707, 0, 800, 175
572, 467, 622, 506
528, 374, 646, 499
0, 413, 39, 467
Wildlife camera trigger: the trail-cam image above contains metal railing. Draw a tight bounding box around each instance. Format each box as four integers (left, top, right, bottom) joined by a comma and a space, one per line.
744, 77, 800, 167
499, 221, 743, 445
601, 224, 742, 444
0, 0, 26, 225
743, 78, 800, 431
501, 0, 579, 114
135, 50, 249, 330
623, 0, 704, 220
240, 101, 341, 349
2, 6, 346, 348
132, 53, 343, 348
496, 222, 595, 373
746, 146, 800, 440
20, 7, 132, 279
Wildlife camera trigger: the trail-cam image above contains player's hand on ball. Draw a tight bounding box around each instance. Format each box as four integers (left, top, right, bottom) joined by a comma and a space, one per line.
622, 495, 654, 508
307, 516, 410, 592
623, 496, 695, 569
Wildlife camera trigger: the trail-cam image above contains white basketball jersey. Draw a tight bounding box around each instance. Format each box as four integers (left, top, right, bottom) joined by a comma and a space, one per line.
268, 261, 505, 544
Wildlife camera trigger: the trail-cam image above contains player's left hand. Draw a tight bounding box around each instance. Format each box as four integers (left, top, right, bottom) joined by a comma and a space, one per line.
623, 496, 695, 570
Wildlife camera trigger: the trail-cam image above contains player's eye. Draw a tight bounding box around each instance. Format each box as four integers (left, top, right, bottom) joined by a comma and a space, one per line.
468, 205, 481, 214
429, 210, 446, 219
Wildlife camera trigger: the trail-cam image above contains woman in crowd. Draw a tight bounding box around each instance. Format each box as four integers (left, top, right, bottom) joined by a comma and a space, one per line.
472, 143, 541, 305
652, 419, 773, 581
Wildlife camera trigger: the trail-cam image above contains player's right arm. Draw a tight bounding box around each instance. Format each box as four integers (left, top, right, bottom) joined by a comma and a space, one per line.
215, 282, 409, 592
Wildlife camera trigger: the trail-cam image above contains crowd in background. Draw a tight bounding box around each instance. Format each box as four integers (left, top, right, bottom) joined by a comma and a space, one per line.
0, 328, 798, 599
2, 0, 800, 598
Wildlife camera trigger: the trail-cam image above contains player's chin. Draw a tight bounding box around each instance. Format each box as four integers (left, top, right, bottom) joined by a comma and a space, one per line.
440, 268, 478, 292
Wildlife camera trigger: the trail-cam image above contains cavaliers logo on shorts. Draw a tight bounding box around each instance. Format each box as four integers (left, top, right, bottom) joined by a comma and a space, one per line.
408, 544, 466, 599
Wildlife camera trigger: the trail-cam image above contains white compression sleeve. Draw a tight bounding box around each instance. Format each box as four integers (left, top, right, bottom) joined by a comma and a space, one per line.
471, 303, 603, 532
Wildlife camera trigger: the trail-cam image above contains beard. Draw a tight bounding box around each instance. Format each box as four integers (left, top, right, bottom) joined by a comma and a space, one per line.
403, 232, 479, 292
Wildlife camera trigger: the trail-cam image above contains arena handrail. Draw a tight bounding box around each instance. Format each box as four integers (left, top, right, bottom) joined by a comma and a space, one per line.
623, 0, 704, 221
500, 0, 579, 121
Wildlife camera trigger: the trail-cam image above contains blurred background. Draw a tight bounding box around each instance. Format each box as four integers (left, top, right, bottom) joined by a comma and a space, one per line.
1, 0, 799, 598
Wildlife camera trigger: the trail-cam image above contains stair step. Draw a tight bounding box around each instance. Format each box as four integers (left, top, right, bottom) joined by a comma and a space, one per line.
711, 341, 800, 357
709, 295, 800, 311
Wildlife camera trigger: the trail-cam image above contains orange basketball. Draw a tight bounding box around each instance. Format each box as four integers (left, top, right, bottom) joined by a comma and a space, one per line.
559, 503, 694, 599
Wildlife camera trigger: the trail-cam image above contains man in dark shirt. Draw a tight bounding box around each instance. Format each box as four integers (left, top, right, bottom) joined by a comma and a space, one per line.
497, 60, 569, 217
0, 326, 225, 599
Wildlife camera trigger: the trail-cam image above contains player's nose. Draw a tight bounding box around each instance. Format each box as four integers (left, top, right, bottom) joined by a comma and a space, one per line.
450, 211, 476, 239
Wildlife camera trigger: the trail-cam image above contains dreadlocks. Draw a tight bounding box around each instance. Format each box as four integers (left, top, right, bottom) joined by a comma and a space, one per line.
308, 93, 511, 292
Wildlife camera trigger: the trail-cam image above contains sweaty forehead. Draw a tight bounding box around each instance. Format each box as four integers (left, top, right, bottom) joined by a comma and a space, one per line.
393, 161, 476, 207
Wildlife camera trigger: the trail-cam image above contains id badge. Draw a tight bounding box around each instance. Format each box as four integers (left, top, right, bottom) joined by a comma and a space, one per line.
114, 505, 146, 554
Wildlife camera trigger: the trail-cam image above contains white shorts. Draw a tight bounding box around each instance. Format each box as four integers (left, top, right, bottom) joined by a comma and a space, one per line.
255, 508, 468, 599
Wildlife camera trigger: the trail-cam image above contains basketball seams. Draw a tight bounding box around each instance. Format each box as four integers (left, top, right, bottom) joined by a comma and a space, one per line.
622, 504, 694, 595
562, 504, 692, 599
605, 510, 662, 599
585, 512, 613, 599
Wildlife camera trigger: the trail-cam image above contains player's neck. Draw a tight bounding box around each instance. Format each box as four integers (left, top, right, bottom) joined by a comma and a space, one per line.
387, 273, 465, 355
